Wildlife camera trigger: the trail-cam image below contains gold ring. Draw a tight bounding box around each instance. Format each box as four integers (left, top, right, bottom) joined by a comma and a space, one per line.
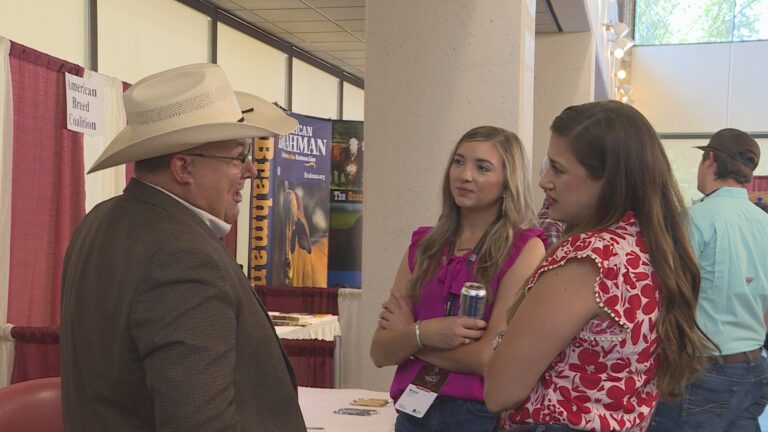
463, 338, 471, 345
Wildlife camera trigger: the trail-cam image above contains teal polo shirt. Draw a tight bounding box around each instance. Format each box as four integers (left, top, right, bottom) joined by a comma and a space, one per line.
689, 187, 768, 355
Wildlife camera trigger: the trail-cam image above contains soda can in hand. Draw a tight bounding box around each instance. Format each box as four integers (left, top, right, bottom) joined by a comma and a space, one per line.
458, 282, 487, 319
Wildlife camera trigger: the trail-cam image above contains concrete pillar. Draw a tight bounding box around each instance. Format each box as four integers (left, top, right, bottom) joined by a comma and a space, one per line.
531, 32, 595, 207
353, 0, 537, 391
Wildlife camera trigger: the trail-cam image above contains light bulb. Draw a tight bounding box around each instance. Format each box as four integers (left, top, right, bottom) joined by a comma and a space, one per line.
621, 95, 630, 103
613, 38, 634, 59
617, 69, 627, 80
610, 23, 630, 38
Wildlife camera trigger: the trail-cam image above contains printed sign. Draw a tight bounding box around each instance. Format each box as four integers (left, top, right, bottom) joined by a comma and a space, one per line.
276, 114, 331, 184
65, 72, 105, 136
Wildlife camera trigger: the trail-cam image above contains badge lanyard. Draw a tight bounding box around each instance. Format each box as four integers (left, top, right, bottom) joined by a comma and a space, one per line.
443, 224, 493, 317
395, 365, 450, 418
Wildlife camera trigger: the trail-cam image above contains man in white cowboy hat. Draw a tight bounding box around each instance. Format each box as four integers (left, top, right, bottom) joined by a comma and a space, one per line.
60, 63, 305, 431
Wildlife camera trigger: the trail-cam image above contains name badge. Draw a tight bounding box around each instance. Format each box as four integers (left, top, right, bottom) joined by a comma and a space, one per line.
394, 365, 449, 418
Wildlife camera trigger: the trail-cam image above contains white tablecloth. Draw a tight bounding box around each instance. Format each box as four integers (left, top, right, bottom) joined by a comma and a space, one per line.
270, 312, 341, 341
299, 387, 395, 432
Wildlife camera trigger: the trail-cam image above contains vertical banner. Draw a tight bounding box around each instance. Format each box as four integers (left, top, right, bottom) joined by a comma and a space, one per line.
253, 113, 332, 287
249, 137, 276, 287
328, 120, 364, 288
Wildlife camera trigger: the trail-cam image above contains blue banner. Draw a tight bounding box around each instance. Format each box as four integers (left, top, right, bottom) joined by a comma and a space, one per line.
266, 114, 332, 287
276, 114, 331, 184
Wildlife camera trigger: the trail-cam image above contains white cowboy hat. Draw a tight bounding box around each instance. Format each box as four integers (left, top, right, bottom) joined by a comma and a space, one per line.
88, 63, 298, 173
235, 91, 297, 135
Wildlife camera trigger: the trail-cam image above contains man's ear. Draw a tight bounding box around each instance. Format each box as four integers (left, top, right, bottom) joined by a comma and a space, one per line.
169, 154, 194, 184
702, 151, 717, 169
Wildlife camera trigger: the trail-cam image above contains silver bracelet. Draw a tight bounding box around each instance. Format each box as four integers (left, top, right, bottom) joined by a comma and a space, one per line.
415, 320, 424, 349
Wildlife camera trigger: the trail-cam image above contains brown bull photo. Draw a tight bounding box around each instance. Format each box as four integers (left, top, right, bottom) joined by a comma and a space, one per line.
277, 189, 328, 287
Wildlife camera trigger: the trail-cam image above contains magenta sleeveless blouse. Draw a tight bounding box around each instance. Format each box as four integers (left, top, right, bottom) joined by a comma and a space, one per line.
389, 226, 546, 402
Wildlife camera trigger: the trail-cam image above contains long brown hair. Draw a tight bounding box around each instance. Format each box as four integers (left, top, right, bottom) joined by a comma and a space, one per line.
406, 126, 537, 301
548, 100, 715, 399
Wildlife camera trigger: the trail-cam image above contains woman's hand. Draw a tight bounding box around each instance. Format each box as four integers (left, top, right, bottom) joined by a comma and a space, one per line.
378, 290, 414, 331
420, 316, 487, 350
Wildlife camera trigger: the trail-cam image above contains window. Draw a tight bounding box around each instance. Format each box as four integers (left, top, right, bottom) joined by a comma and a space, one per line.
662, 138, 768, 204
635, 0, 768, 45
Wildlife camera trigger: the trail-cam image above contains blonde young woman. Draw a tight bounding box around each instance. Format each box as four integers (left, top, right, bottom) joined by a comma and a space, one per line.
370, 126, 546, 432
484, 101, 713, 432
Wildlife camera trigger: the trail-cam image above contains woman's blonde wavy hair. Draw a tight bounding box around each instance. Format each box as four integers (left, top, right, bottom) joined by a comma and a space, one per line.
406, 126, 537, 301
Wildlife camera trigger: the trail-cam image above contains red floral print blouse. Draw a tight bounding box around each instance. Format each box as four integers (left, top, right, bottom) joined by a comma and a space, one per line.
501, 211, 659, 432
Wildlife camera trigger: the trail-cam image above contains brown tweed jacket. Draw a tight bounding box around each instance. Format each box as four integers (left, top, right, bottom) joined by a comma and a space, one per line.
61, 179, 306, 431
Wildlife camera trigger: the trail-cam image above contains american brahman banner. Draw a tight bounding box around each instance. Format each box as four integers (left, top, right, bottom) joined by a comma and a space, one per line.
249, 114, 332, 288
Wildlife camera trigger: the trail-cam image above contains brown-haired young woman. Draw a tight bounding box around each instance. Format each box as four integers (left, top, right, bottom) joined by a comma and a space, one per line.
484, 100, 713, 431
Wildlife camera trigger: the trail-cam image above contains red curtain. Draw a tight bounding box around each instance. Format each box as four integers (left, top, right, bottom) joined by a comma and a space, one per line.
7, 42, 85, 327
7, 324, 338, 387
10, 326, 60, 383
255, 286, 339, 314
748, 175, 768, 192
281, 339, 334, 388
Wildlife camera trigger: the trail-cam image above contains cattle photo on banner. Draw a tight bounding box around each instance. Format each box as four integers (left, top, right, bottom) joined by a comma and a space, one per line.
330, 121, 364, 190
328, 120, 364, 288
250, 113, 332, 288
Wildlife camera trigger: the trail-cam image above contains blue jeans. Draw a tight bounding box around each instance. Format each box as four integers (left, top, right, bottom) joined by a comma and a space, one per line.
649, 355, 768, 432
395, 396, 498, 432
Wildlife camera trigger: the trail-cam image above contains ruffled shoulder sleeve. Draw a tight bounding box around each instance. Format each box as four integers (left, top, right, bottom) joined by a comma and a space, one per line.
407, 227, 432, 272
527, 229, 633, 330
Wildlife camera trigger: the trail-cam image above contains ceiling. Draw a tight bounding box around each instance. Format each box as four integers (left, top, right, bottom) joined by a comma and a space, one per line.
204, 0, 584, 83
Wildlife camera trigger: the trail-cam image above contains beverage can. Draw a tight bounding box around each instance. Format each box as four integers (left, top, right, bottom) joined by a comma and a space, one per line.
458, 282, 487, 319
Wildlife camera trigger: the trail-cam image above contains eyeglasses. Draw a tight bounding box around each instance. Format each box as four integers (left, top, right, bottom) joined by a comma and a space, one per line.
184, 146, 253, 170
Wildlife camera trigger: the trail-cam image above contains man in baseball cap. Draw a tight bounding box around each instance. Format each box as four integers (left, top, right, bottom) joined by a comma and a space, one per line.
61, 64, 305, 432
694, 127, 760, 171
651, 128, 768, 431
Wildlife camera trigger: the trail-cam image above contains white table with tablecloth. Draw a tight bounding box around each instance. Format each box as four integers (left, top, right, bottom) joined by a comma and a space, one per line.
269, 312, 341, 341
299, 386, 396, 432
